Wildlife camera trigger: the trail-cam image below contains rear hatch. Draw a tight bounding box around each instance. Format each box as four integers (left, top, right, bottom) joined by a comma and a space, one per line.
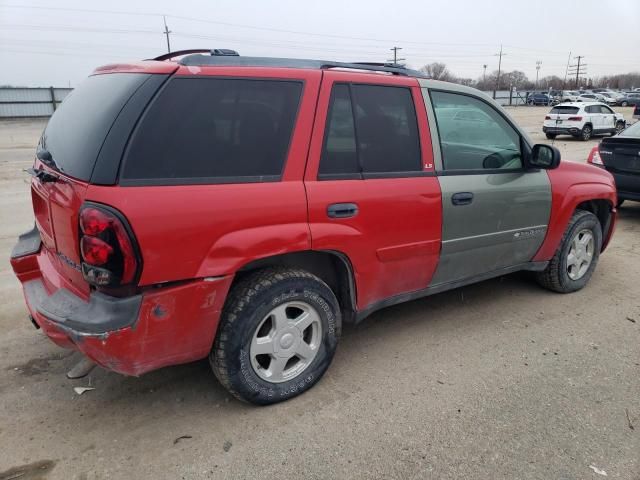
544, 105, 581, 127
31, 72, 160, 296
599, 136, 640, 175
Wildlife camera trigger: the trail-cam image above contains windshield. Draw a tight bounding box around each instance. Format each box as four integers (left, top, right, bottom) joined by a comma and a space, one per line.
620, 122, 640, 137
40, 73, 150, 181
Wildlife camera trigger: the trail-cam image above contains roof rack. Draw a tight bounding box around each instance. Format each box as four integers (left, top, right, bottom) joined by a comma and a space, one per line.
168, 50, 428, 78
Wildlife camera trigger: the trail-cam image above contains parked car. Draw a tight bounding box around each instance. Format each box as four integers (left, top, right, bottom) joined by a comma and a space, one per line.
559, 90, 580, 103
543, 102, 625, 140
617, 93, 640, 107
527, 92, 551, 105
597, 92, 621, 105
635, 103, 640, 119
10, 50, 618, 405
591, 88, 623, 100
577, 93, 614, 105
587, 120, 640, 206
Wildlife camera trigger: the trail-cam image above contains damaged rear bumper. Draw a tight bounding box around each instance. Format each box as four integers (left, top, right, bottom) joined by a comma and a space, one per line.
11, 232, 233, 376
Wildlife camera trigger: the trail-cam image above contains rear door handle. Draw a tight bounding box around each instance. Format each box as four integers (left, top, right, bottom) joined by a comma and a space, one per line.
451, 192, 474, 206
327, 203, 359, 219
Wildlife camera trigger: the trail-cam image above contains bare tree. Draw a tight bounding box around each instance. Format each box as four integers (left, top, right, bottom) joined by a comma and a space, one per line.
420, 62, 453, 81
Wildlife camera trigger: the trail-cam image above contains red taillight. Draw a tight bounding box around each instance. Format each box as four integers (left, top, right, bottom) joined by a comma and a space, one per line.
81, 236, 113, 265
587, 145, 604, 166
545, 115, 551, 120
568, 116, 582, 121
79, 204, 140, 286
80, 207, 112, 236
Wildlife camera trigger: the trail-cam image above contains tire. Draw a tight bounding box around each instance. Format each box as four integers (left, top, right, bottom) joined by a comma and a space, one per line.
210, 267, 341, 405
581, 124, 593, 141
614, 121, 625, 135
546, 133, 557, 140
536, 210, 602, 293
621, 101, 628, 107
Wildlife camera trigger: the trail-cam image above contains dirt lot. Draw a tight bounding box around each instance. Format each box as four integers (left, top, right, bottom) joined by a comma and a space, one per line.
0, 108, 638, 480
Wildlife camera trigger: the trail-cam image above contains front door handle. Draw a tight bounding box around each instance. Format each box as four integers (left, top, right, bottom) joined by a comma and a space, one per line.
327, 203, 359, 219
451, 192, 474, 206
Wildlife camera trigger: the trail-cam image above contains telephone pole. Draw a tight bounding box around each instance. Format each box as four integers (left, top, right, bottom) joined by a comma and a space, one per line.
483, 64, 487, 83
388, 46, 405, 66
493, 45, 506, 99
163, 15, 172, 53
535, 60, 542, 89
567, 56, 587, 89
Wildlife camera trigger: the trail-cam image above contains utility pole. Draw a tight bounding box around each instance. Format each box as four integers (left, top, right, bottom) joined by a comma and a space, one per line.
562, 51, 571, 89
535, 60, 542, 89
493, 45, 506, 99
388, 46, 405, 66
483, 64, 487, 83
163, 15, 172, 53
567, 56, 587, 89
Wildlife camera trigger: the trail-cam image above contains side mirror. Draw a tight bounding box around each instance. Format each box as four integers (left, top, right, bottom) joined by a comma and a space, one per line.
529, 144, 561, 169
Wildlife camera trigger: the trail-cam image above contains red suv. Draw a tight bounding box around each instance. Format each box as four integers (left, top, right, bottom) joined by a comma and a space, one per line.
11, 50, 617, 404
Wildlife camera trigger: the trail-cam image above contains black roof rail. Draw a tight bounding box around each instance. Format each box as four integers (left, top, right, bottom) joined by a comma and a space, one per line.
151, 49, 212, 61
176, 54, 429, 78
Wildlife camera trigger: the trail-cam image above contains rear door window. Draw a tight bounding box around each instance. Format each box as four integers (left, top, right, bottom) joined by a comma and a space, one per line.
40, 73, 150, 181
122, 77, 303, 184
319, 83, 422, 178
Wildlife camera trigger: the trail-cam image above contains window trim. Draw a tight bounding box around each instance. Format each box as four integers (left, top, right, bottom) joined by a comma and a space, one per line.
118, 75, 305, 186
317, 81, 424, 181
428, 89, 528, 175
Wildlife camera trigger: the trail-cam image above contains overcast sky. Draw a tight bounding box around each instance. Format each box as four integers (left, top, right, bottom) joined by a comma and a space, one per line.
1, 0, 638, 87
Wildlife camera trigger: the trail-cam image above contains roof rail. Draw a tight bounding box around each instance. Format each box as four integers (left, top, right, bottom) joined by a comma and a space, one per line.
176, 54, 428, 78
151, 49, 212, 61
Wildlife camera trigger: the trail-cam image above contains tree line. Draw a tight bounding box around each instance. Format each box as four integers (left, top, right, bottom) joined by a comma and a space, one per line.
419, 62, 640, 91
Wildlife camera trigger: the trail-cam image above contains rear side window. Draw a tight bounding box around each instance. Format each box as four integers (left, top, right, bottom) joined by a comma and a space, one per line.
319, 84, 421, 178
550, 106, 579, 115
41, 73, 150, 181
122, 78, 303, 184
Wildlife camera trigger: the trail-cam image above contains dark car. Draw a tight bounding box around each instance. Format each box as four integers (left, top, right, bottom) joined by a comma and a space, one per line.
618, 93, 640, 107
527, 92, 551, 105
588, 121, 640, 206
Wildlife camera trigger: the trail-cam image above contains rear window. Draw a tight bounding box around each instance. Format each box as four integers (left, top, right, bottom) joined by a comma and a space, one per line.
40, 73, 150, 181
620, 122, 640, 137
121, 77, 303, 184
550, 106, 580, 115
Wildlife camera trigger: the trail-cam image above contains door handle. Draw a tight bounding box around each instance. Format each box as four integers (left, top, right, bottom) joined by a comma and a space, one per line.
451, 192, 474, 206
327, 203, 359, 219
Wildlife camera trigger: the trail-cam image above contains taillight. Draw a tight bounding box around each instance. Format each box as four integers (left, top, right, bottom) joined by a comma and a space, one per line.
568, 116, 583, 121
587, 145, 604, 166
79, 204, 140, 287
545, 115, 551, 120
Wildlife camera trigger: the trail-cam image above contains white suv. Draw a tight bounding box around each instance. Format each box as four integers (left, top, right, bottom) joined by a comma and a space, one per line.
542, 102, 626, 140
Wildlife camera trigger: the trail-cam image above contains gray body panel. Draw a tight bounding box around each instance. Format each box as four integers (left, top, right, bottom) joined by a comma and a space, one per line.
417, 80, 553, 285
430, 172, 551, 285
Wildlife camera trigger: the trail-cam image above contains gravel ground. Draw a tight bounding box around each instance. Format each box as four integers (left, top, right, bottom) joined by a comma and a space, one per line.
0, 108, 638, 480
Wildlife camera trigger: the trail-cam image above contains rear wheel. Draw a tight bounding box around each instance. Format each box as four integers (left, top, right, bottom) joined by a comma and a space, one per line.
210, 267, 341, 405
581, 124, 593, 141
545, 133, 557, 140
536, 210, 602, 293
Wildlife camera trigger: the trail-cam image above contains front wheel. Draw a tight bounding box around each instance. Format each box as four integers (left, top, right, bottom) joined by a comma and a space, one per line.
210, 267, 341, 405
614, 121, 625, 135
621, 101, 628, 107
546, 133, 557, 139
536, 210, 602, 293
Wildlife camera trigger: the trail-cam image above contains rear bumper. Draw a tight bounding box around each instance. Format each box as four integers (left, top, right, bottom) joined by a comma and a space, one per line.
542, 126, 581, 135
11, 231, 233, 376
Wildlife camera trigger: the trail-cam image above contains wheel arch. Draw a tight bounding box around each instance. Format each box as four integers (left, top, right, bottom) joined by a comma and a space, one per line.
575, 199, 614, 251
235, 250, 358, 322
